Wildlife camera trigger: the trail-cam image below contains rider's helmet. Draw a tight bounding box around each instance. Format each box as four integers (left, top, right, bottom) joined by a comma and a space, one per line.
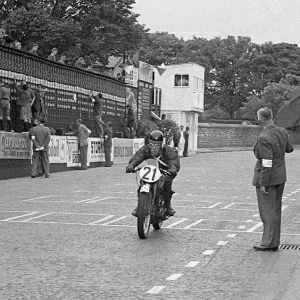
148, 130, 164, 157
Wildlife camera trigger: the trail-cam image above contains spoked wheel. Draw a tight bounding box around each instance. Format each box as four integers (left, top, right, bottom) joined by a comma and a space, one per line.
137, 193, 151, 239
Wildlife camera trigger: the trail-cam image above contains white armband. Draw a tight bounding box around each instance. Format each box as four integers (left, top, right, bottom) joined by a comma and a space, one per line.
262, 159, 272, 167
31, 136, 35, 140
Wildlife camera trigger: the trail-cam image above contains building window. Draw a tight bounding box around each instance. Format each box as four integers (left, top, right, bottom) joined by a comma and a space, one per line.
193, 76, 204, 91
174, 74, 189, 87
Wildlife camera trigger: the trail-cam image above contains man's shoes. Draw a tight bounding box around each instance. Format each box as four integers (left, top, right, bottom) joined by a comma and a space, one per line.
77, 167, 87, 170
31, 175, 36, 178
45, 175, 50, 178
132, 207, 138, 217
253, 245, 279, 252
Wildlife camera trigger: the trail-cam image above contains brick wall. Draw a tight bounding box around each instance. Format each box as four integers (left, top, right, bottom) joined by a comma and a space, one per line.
198, 123, 300, 148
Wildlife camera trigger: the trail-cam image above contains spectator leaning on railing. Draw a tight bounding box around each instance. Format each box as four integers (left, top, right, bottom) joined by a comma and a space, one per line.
0, 79, 12, 132
58, 54, 66, 64
29, 43, 39, 56
47, 48, 58, 62
0, 28, 13, 46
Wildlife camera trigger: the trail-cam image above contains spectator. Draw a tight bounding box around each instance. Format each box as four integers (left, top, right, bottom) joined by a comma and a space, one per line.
57, 54, 66, 64
0, 28, 13, 46
177, 125, 185, 157
47, 48, 58, 62
74, 57, 85, 69
13, 77, 35, 132
0, 79, 12, 132
101, 120, 113, 167
183, 126, 190, 157
29, 43, 39, 56
14, 41, 22, 50
116, 73, 124, 82
30, 117, 51, 178
126, 104, 135, 138
89, 91, 103, 137
32, 85, 46, 126
66, 119, 91, 170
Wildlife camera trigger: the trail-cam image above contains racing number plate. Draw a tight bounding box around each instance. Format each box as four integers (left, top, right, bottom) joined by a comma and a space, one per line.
139, 165, 161, 183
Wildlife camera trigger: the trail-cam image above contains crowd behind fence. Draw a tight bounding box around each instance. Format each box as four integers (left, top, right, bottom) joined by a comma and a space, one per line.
0, 45, 127, 136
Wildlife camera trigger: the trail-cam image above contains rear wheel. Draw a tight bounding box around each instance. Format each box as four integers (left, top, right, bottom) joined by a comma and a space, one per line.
137, 193, 151, 239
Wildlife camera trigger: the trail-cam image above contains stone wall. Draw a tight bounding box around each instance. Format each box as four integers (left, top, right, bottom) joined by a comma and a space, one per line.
198, 123, 300, 148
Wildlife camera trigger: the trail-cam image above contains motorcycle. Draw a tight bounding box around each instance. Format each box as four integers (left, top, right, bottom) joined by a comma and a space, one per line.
132, 161, 171, 239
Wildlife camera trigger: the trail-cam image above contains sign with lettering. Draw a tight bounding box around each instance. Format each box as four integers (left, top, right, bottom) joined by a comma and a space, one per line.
66, 136, 80, 167
49, 136, 67, 164
88, 138, 105, 162
0, 132, 31, 159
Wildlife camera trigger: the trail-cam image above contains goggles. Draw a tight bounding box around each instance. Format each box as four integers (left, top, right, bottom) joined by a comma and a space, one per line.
148, 143, 162, 150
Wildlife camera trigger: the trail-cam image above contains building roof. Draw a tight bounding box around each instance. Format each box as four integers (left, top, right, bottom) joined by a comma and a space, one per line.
106, 56, 123, 68
165, 62, 205, 69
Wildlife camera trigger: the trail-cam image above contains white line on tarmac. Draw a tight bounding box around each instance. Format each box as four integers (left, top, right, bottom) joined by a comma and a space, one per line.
89, 215, 115, 225
87, 197, 133, 204
185, 261, 199, 268
146, 286, 165, 294
226, 234, 236, 238
183, 219, 205, 229
282, 205, 288, 211
23, 196, 54, 202
208, 202, 223, 208
101, 216, 128, 225
247, 222, 263, 232
253, 214, 259, 217
221, 203, 235, 209
164, 218, 188, 228
238, 225, 246, 229
202, 250, 215, 256
20, 213, 54, 222
166, 273, 183, 281
246, 219, 253, 222
1, 212, 38, 221
75, 197, 102, 203
217, 241, 228, 246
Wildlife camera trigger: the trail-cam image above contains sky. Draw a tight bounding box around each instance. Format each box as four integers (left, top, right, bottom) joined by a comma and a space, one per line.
132, 0, 300, 45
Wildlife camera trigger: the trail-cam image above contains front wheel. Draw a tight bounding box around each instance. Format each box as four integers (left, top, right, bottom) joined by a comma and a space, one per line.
137, 193, 151, 239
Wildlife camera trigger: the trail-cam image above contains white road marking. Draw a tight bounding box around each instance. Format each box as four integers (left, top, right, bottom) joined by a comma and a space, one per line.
166, 273, 183, 281
1, 212, 38, 221
146, 286, 165, 294
238, 225, 246, 229
23, 196, 54, 202
202, 250, 214, 256
208, 202, 223, 208
286, 194, 292, 197
183, 219, 205, 229
246, 219, 253, 222
89, 215, 115, 225
226, 234, 236, 238
290, 199, 296, 201
87, 197, 133, 204
221, 203, 235, 209
247, 222, 263, 232
282, 205, 288, 211
217, 241, 228, 246
282, 196, 287, 199
101, 216, 127, 225
185, 261, 199, 268
253, 214, 259, 217
20, 213, 54, 222
164, 218, 188, 228
75, 197, 102, 203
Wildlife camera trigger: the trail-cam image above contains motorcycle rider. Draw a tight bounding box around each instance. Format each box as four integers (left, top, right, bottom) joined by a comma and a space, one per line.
126, 130, 180, 217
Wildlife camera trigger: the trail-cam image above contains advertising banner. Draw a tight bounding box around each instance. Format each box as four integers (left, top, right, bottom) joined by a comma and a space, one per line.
0, 132, 31, 159
132, 138, 144, 155
88, 138, 105, 163
66, 136, 80, 167
113, 138, 134, 164
49, 136, 67, 164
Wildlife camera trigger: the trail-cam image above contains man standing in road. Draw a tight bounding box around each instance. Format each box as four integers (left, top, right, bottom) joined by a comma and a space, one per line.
177, 125, 185, 157
89, 91, 103, 138
30, 117, 51, 178
0, 79, 12, 132
102, 120, 113, 167
66, 119, 91, 170
252, 107, 294, 252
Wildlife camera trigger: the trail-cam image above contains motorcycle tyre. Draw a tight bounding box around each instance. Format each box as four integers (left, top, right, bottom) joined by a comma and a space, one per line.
137, 193, 151, 239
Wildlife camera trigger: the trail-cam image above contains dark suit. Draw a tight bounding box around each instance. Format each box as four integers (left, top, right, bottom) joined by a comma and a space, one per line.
103, 126, 112, 166
31, 124, 51, 177
252, 124, 293, 247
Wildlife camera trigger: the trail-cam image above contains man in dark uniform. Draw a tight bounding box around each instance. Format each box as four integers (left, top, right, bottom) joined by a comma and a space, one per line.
89, 92, 103, 138
252, 107, 294, 252
0, 79, 12, 132
126, 104, 135, 138
32, 85, 46, 126
30, 117, 51, 178
126, 130, 180, 217
102, 120, 113, 167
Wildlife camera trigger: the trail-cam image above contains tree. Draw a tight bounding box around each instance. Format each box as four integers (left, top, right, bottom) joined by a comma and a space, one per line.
1, 0, 147, 65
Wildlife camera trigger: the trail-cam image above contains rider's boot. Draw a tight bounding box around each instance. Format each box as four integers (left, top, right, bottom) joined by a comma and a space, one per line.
132, 206, 138, 217
164, 191, 176, 216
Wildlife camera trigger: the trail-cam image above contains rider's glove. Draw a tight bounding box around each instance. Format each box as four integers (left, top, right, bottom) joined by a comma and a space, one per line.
168, 168, 177, 176
126, 164, 134, 173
